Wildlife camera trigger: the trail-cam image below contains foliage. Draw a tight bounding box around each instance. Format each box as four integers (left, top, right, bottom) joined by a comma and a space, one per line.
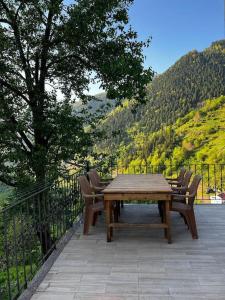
0, 0, 152, 187
99, 40, 225, 150
115, 95, 225, 168
0, 183, 12, 210
0, 265, 33, 299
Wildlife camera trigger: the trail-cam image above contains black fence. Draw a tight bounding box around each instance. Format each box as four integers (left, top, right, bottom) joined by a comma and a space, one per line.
1, 162, 225, 299
0, 172, 83, 300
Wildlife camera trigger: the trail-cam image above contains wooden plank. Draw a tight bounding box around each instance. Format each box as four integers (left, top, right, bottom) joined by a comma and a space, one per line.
109, 223, 168, 229
104, 193, 171, 201
103, 174, 172, 194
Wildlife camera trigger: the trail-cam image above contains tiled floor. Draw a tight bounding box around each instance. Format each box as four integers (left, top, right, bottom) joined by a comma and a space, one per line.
31, 204, 225, 300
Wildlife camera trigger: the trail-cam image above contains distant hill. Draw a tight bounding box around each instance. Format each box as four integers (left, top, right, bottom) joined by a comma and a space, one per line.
99, 40, 225, 149
73, 92, 115, 115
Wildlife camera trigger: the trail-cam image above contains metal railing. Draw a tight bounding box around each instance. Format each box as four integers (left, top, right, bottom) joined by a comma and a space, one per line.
96, 162, 225, 204
0, 172, 84, 300
0, 161, 225, 299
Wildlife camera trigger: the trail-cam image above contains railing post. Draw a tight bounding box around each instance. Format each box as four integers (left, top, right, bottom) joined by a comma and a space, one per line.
85, 160, 90, 173
201, 164, 204, 202
221, 164, 224, 193
3, 210, 12, 300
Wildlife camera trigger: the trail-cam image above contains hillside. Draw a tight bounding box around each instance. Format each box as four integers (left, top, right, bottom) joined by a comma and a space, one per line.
73, 92, 114, 115
116, 95, 225, 168
100, 40, 225, 150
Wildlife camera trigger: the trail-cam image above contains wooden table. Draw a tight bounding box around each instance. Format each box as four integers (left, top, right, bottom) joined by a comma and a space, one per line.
103, 174, 173, 243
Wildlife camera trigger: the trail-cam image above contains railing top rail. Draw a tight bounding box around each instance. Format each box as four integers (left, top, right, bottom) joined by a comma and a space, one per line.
0, 171, 81, 214
106, 163, 225, 166
1, 184, 52, 214
9, 181, 52, 199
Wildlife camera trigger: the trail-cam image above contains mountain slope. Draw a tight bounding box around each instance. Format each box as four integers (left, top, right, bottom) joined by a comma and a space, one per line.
73, 92, 115, 115
117, 95, 225, 168
100, 40, 225, 150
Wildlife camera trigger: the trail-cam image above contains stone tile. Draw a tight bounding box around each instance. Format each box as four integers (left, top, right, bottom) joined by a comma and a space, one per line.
105, 282, 138, 294
30, 205, 225, 300
31, 292, 75, 300
108, 272, 138, 283
74, 294, 138, 300
37, 282, 78, 293
77, 284, 105, 293
171, 297, 205, 300
138, 285, 170, 296
139, 296, 172, 300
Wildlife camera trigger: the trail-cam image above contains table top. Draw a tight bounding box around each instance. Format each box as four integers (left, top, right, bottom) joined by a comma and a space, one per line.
103, 174, 172, 194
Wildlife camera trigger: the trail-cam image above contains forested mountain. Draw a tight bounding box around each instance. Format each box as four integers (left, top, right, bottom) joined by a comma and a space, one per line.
116, 95, 225, 169
73, 92, 114, 115
99, 40, 225, 151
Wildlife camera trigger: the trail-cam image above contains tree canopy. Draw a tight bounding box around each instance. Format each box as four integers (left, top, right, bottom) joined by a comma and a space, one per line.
0, 0, 152, 186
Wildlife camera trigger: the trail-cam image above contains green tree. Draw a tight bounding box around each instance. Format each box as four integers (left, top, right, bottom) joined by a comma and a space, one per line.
0, 0, 152, 186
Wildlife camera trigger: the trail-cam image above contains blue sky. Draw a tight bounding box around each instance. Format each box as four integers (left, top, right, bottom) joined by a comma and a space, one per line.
67, 0, 224, 94
130, 0, 224, 75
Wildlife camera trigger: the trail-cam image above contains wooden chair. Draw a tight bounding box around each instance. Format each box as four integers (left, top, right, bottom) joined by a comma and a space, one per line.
158, 170, 193, 219
170, 174, 202, 239
90, 169, 112, 185
78, 175, 118, 235
88, 170, 123, 212
87, 171, 107, 192
78, 175, 104, 234
166, 168, 186, 186
172, 170, 193, 197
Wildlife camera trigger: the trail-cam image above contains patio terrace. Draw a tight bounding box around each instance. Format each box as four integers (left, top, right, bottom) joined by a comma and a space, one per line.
30, 204, 225, 300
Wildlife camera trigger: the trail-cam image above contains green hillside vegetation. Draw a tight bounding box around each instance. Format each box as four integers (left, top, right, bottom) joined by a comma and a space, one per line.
100, 40, 225, 149
116, 95, 225, 169
0, 183, 12, 210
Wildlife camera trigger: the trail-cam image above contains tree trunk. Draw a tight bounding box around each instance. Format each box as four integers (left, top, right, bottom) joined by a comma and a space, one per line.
36, 224, 53, 257
32, 98, 48, 184
35, 191, 53, 258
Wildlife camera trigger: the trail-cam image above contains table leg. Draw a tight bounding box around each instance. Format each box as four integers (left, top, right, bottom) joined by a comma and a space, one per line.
165, 200, 172, 244
105, 200, 112, 242
110, 202, 114, 238
163, 201, 167, 238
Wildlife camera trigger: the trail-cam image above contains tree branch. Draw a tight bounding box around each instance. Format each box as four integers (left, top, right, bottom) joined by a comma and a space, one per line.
0, 175, 16, 187
0, 18, 12, 25
6, 68, 26, 82
33, 2, 47, 26
15, 132, 32, 155
0, 0, 10, 13
1, 1, 34, 94
15, 2, 24, 20
1, 105, 34, 151
47, 53, 90, 70
12, 22, 34, 93
65, 160, 86, 168
34, 51, 40, 85
39, 1, 55, 92
0, 77, 30, 103
9, 115, 34, 151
